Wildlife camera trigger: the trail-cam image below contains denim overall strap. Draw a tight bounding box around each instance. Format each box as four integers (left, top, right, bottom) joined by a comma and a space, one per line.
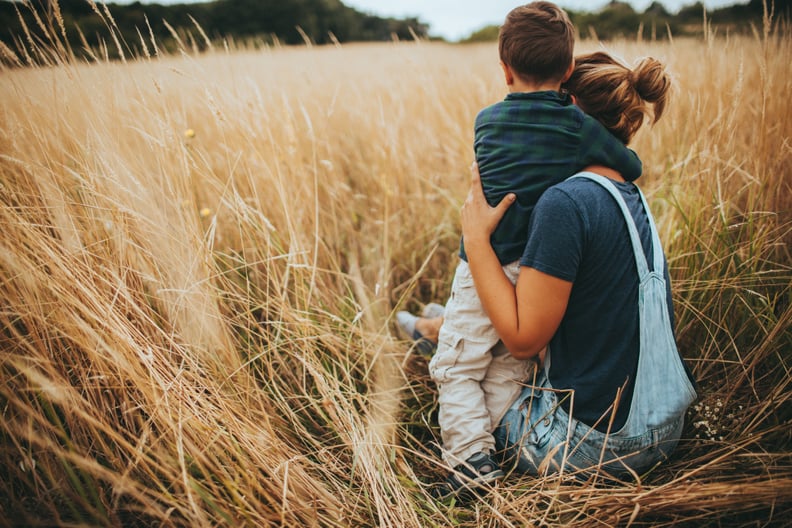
567, 173, 697, 437
576, 173, 651, 277
635, 182, 667, 280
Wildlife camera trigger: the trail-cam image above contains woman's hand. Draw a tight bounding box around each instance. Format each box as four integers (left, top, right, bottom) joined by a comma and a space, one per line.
460, 162, 516, 246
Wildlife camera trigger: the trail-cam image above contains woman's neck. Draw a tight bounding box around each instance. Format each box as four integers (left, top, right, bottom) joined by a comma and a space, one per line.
582, 165, 626, 182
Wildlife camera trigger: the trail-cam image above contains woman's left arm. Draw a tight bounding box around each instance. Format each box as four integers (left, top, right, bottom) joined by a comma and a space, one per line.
461, 164, 572, 359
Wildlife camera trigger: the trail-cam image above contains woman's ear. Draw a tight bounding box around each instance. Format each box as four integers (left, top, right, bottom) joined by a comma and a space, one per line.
570, 94, 578, 105
500, 60, 515, 86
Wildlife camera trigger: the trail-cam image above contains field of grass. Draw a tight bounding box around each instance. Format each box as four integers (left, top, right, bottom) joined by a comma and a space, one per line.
0, 7, 790, 527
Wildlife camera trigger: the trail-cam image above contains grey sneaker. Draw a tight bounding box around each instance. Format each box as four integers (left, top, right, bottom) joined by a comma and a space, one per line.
421, 302, 445, 319
431, 451, 505, 502
396, 303, 445, 356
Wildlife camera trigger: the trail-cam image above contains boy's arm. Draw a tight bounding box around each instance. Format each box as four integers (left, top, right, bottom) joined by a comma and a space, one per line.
577, 118, 642, 181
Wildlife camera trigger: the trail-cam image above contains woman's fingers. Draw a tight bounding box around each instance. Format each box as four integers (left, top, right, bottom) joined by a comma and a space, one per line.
494, 192, 516, 218
470, 161, 481, 185
465, 162, 484, 206
461, 161, 515, 238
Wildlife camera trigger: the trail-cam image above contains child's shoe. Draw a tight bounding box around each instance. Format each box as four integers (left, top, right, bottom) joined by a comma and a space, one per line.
396, 303, 445, 356
431, 451, 505, 502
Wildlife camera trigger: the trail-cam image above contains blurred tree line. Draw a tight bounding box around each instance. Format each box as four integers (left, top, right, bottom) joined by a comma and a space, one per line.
0, 0, 430, 61
465, 0, 791, 42
0, 0, 789, 64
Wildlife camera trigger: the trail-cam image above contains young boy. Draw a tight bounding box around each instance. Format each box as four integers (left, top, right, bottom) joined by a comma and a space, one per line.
405, 2, 643, 500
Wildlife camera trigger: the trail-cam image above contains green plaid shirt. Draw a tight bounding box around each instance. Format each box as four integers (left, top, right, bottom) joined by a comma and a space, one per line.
460, 90, 642, 264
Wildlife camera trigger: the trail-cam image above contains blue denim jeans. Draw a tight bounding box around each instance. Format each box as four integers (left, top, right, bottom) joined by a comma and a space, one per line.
493, 371, 684, 478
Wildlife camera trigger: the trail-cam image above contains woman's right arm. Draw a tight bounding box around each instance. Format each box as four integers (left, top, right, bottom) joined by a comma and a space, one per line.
461, 164, 573, 359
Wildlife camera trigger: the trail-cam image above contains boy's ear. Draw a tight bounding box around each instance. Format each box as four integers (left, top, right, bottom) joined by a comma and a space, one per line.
561, 59, 575, 83
500, 60, 515, 86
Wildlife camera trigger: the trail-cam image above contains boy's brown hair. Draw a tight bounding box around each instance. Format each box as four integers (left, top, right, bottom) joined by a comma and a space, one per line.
499, 2, 575, 84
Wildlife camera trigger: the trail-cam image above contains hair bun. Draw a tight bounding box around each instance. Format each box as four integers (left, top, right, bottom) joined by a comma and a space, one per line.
562, 51, 672, 143
632, 57, 670, 122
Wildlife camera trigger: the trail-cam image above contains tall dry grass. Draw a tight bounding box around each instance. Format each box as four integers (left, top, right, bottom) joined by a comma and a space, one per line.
0, 6, 790, 527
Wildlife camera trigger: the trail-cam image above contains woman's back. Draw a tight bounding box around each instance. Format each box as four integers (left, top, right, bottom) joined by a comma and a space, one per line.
519, 177, 672, 431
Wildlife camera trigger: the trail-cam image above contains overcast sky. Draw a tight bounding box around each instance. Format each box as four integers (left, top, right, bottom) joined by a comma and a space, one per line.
130, 1, 745, 41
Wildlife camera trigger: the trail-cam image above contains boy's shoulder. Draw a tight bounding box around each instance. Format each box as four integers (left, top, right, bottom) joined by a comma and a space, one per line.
475, 92, 599, 135
479, 90, 573, 109
475, 90, 583, 126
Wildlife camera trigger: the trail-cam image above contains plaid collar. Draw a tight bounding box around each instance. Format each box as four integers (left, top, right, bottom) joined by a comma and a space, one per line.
504, 90, 572, 104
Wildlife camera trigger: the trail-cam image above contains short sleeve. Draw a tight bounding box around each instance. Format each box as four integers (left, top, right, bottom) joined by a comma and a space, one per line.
519, 187, 585, 283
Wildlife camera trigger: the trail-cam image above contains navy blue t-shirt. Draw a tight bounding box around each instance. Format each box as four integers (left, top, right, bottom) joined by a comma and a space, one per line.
520, 177, 675, 432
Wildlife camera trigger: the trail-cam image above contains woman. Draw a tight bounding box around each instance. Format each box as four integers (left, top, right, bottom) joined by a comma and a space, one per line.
403, 52, 697, 490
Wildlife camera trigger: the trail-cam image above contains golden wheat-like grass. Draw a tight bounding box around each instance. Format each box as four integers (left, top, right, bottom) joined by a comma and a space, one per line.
0, 6, 790, 526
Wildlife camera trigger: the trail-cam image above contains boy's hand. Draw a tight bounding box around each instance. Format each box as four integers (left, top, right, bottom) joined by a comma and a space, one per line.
461, 162, 515, 246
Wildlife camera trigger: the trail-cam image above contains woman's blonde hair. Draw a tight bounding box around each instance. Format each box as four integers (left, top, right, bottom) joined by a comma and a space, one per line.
562, 51, 670, 144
